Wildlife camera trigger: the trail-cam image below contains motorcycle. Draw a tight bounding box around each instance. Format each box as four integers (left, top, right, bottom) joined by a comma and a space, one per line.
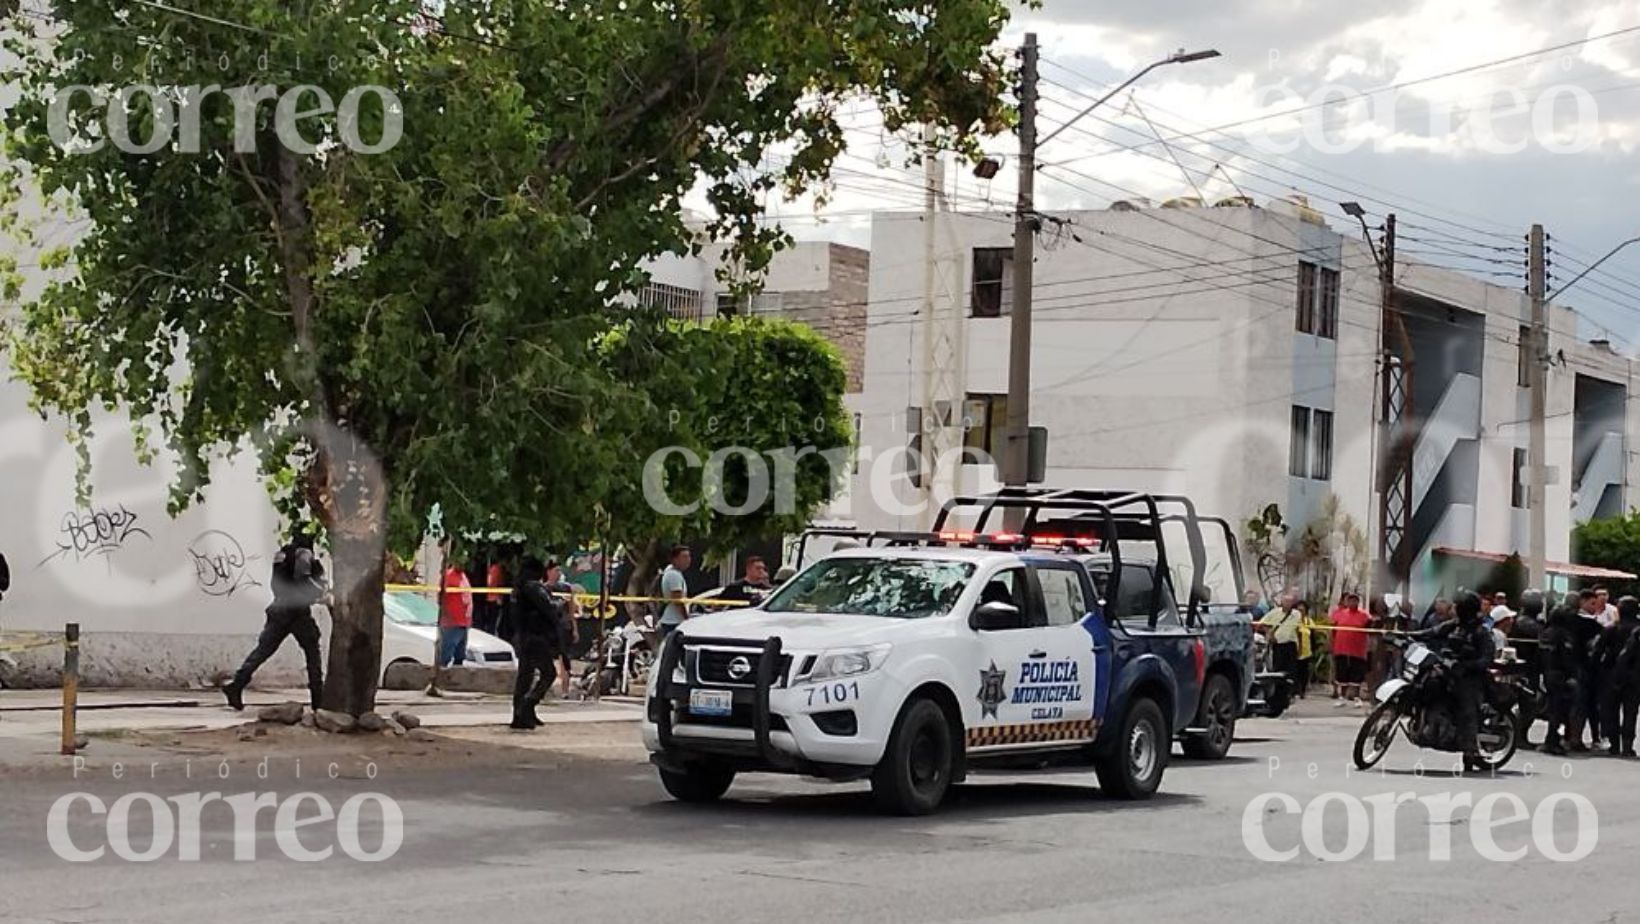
1353, 633, 1520, 772
1246, 631, 1293, 718
579, 613, 656, 697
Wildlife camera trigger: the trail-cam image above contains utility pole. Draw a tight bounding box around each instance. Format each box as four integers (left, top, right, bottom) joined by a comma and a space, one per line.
919, 123, 957, 528
1527, 223, 1548, 590
1003, 32, 1038, 496
1374, 214, 1415, 593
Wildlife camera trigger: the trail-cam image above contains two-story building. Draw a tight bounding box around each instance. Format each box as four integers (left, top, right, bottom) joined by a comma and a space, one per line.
841, 199, 1639, 604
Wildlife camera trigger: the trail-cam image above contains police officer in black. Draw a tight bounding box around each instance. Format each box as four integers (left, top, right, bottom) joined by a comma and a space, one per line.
510, 556, 566, 730
1595, 596, 1640, 757
223, 529, 327, 712
1539, 603, 1583, 756
1430, 590, 1495, 763
1510, 590, 1545, 746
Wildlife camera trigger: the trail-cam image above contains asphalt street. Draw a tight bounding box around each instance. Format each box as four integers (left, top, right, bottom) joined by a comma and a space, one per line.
4, 707, 1638, 924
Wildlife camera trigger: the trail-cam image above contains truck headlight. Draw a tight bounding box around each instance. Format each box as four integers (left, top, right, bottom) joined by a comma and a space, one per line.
805, 644, 891, 683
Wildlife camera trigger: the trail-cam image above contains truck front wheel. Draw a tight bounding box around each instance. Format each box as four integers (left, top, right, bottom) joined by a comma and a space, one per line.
871, 698, 955, 816
658, 761, 736, 803
1095, 698, 1168, 800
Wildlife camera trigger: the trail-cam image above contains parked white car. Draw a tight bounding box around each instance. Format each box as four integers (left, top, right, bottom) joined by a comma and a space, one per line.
380, 591, 515, 680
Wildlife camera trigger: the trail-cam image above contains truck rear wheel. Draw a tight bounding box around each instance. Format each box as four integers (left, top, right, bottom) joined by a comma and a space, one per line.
658, 761, 736, 803
1182, 673, 1237, 760
1095, 698, 1167, 800
871, 697, 954, 816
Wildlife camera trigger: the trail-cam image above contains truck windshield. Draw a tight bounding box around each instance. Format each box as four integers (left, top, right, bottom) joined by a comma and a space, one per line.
763, 558, 974, 619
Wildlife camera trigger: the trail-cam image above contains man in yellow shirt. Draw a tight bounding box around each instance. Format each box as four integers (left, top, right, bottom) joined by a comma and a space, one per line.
1259, 591, 1303, 690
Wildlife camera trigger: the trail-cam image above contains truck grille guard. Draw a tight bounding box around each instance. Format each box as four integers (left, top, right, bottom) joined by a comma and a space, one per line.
654, 632, 792, 769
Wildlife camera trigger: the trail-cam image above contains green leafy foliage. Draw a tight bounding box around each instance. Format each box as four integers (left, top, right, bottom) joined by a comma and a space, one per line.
0, 0, 1014, 712
1573, 512, 1640, 596
597, 315, 852, 558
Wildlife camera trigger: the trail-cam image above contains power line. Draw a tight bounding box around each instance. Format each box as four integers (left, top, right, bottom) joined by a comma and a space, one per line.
1040, 23, 1640, 178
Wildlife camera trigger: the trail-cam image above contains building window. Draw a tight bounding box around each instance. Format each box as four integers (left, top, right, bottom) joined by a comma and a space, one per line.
1511, 448, 1528, 508
1310, 409, 1334, 481
1289, 406, 1333, 481
640, 282, 702, 322
716, 293, 741, 318
1317, 268, 1340, 339
1517, 325, 1532, 388
1296, 262, 1338, 340
971, 248, 1014, 318
962, 393, 1008, 463
1289, 405, 1311, 477
1295, 261, 1318, 334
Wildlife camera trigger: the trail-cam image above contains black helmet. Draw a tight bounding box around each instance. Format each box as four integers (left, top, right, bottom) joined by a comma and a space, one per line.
1454, 590, 1484, 625
1519, 589, 1545, 619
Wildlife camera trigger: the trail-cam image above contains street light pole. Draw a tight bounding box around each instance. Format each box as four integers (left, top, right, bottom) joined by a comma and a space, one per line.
1002, 43, 1221, 496
1527, 224, 1549, 591
1003, 33, 1039, 496
1524, 231, 1638, 589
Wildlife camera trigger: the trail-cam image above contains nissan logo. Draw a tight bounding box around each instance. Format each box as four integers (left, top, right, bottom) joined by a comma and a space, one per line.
727, 656, 753, 680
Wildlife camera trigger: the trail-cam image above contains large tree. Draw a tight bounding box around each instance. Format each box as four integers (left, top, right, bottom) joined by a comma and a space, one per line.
1, 1, 1013, 713
598, 314, 853, 594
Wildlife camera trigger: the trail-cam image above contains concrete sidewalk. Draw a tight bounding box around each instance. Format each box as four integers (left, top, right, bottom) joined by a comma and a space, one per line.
0, 686, 643, 768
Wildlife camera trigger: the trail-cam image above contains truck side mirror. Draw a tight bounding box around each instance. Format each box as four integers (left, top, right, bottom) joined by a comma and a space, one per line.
971, 601, 1023, 632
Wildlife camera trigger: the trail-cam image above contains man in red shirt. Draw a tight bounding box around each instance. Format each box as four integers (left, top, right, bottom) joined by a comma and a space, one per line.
438, 556, 474, 668
1330, 592, 1373, 705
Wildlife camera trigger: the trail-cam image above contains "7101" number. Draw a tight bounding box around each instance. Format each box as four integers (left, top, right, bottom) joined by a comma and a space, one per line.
807, 681, 860, 707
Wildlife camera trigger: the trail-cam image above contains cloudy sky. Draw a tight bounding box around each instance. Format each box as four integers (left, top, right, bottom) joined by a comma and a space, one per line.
751, 0, 1640, 348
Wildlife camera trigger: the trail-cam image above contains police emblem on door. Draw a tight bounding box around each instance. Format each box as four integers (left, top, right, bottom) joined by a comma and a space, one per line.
977, 662, 1008, 721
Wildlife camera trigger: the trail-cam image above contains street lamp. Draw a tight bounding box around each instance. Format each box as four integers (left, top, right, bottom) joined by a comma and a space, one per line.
1549, 234, 1640, 302
1341, 201, 1382, 268
1037, 48, 1222, 147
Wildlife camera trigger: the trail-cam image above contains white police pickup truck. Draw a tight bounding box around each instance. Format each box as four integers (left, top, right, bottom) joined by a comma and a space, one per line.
644, 517, 1202, 815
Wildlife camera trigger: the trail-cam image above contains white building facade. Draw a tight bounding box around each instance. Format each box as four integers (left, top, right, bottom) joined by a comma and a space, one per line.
844, 201, 1640, 605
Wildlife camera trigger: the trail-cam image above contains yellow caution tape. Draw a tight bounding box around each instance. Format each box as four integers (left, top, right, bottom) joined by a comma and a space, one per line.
383, 583, 752, 608
1275, 622, 1541, 646
0, 634, 64, 654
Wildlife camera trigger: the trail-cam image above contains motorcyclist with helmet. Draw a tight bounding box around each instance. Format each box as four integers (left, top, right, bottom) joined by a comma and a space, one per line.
1425, 590, 1496, 763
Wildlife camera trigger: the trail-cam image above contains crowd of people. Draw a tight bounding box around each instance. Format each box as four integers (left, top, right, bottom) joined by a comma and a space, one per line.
1250, 582, 1640, 758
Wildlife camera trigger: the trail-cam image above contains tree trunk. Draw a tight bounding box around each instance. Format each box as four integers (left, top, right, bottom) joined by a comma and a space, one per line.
625, 539, 664, 621
324, 529, 386, 716
307, 424, 389, 717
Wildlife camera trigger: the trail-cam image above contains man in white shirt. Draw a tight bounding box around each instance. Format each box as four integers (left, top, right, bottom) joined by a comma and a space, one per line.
1597, 588, 1620, 629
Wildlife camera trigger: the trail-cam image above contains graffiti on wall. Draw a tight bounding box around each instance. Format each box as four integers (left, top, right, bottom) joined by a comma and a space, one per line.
41, 505, 152, 565
187, 530, 262, 598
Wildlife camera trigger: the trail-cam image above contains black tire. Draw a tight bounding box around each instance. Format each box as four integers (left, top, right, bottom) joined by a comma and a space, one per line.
1094, 698, 1168, 800
1182, 673, 1237, 760
871, 697, 956, 816
1353, 698, 1402, 770
658, 762, 736, 803
1467, 707, 1520, 772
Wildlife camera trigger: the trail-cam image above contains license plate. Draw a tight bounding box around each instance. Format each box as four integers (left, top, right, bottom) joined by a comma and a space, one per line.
688, 689, 733, 717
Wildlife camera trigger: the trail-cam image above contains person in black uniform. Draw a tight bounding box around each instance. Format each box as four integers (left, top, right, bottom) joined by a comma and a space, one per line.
223, 529, 327, 712
510, 556, 566, 730
1596, 596, 1640, 757
1539, 604, 1583, 756
1429, 591, 1495, 764
1568, 590, 1606, 751
1509, 590, 1545, 747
